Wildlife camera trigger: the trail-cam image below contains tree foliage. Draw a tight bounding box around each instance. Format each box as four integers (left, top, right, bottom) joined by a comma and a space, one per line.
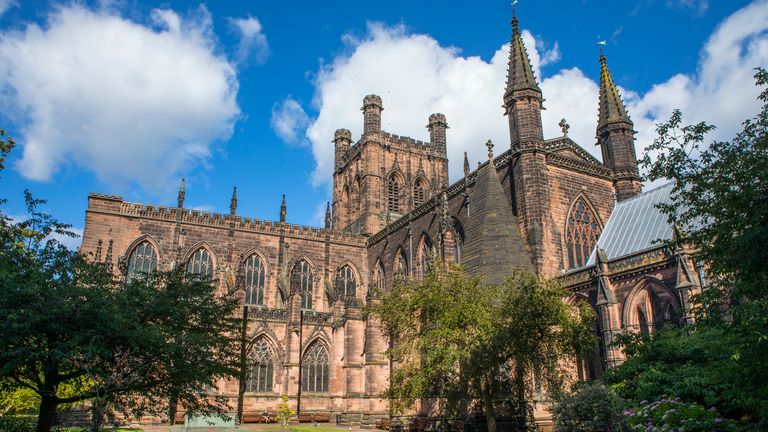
608, 68, 768, 427
551, 381, 626, 432
366, 261, 595, 431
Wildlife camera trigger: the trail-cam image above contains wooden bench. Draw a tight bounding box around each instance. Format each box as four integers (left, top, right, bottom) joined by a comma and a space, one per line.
313, 413, 331, 423
298, 413, 313, 423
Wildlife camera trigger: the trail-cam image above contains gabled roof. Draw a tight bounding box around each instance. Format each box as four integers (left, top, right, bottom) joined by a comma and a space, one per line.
586, 182, 675, 266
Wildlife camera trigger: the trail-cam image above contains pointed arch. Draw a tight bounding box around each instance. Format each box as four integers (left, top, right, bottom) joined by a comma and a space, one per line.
564, 193, 604, 270
291, 258, 314, 310
335, 261, 359, 298
413, 176, 429, 207
622, 276, 682, 334
353, 174, 363, 212
246, 336, 276, 393
566, 293, 603, 381
417, 233, 434, 279
184, 242, 217, 278
393, 247, 408, 278
302, 339, 330, 393
124, 235, 161, 276
387, 170, 405, 213
449, 217, 465, 264
240, 249, 268, 306
371, 258, 385, 294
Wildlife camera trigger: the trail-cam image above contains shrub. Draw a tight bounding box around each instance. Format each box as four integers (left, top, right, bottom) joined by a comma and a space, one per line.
551, 381, 626, 432
624, 398, 741, 431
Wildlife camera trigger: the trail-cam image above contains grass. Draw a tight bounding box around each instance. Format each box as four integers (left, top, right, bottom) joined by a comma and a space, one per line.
265, 426, 351, 432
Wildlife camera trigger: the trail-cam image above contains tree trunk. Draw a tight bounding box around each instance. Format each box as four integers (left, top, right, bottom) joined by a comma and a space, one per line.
90, 400, 104, 432
514, 365, 527, 432
481, 377, 497, 432
167, 390, 179, 425
36, 394, 58, 432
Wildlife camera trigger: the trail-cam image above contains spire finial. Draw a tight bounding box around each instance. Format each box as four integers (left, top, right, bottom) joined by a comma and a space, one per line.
463, 151, 470, 176
597, 36, 607, 59
177, 178, 186, 208
230, 186, 237, 216
559, 118, 570, 137
280, 194, 287, 223
504, 6, 541, 110
486, 139, 494, 160
324, 201, 331, 229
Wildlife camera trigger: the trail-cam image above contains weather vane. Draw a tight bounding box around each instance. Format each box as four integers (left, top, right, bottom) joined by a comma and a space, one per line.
597, 35, 607, 55
511, 0, 519, 16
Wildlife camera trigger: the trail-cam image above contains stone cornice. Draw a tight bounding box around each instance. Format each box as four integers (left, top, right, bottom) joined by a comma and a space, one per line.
559, 245, 676, 290
546, 153, 613, 179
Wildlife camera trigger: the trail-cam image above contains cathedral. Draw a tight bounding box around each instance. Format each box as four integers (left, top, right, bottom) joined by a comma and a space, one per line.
79, 13, 703, 427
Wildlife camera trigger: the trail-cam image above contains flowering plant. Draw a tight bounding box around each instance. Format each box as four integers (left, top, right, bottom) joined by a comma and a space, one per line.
624, 397, 741, 431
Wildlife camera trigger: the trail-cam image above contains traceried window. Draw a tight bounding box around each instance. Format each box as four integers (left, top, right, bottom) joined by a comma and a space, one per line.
246, 338, 274, 393
244, 254, 266, 306
291, 259, 313, 310
388, 175, 401, 212
372, 262, 384, 293
565, 197, 602, 270
419, 236, 433, 277
302, 342, 329, 392
127, 240, 157, 276
336, 265, 356, 298
413, 179, 427, 207
187, 248, 213, 278
394, 250, 407, 278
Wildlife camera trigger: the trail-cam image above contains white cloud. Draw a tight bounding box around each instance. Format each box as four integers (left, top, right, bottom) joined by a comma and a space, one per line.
271, 97, 311, 146
229, 16, 269, 64
0, 0, 16, 17
0, 5, 240, 190
298, 1, 768, 189
48, 226, 83, 251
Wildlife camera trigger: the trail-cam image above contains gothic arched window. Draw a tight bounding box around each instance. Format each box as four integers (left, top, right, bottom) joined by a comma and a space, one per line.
187, 247, 214, 278
244, 254, 266, 306
388, 175, 401, 212
394, 250, 407, 278
302, 342, 329, 393
247, 338, 274, 393
291, 259, 313, 310
372, 262, 384, 293
336, 265, 356, 298
452, 219, 465, 264
565, 197, 602, 269
419, 236, 433, 277
127, 240, 157, 276
413, 179, 427, 207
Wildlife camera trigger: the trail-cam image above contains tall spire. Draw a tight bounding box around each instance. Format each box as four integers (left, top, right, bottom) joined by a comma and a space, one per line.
463, 151, 470, 176
230, 186, 238, 216
177, 178, 185, 208
324, 201, 331, 229
598, 54, 632, 129
279, 194, 286, 222
504, 14, 541, 111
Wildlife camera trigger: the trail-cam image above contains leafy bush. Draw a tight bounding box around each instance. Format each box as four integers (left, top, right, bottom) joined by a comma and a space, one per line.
0, 415, 36, 432
625, 398, 741, 431
551, 381, 627, 432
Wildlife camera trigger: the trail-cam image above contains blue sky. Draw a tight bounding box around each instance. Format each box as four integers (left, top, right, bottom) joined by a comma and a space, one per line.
0, 0, 764, 248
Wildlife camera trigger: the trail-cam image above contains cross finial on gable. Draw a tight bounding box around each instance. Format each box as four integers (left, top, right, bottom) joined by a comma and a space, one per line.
486, 139, 494, 160
559, 118, 570, 136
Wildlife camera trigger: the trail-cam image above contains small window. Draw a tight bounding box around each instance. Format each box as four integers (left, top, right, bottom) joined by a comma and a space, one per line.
291, 259, 313, 310
244, 254, 266, 306
394, 251, 407, 278
127, 240, 157, 276
187, 248, 213, 278
336, 265, 356, 298
302, 342, 329, 392
413, 180, 427, 207
372, 263, 384, 292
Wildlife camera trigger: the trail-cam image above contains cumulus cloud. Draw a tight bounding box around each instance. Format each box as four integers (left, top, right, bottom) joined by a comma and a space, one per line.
271, 97, 311, 146
0, 5, 240, 190
229, 16, 269, 64
297, 0, 768, 188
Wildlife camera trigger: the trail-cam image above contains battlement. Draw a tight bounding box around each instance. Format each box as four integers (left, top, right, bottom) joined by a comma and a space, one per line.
87, 193, 367, 246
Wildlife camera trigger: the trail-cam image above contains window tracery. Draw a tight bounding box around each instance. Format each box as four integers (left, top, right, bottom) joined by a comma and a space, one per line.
127, 240, 157, 276
302, 342, 329, 392
247, 338, 274, 393
187, 247, 213, 278
566, 197, 601, 269
291, 259, 313, 310
244, 254, 266, 306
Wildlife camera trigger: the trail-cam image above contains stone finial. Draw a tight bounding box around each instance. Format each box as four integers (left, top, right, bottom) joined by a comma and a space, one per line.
463, 151, 470, 176
559, 118, 570, 137
280, 194, 286, 222
324, 201, 331, 229
427, 113, 447, 127
361, 95, 383, 134
230, 186, 237, 216
177, 178, 185, 208
485, 139, 494, 160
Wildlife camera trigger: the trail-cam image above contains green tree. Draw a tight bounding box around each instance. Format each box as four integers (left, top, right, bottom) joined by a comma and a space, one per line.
607, 68, 768, 426
366, 262, 594, 432
275, 394, 295, 428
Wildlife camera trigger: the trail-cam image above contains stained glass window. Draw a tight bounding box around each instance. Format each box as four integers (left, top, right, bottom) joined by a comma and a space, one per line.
187, 248, 213, 278
247, 338, 273, 393
336, 265, 356, 298
291, 260, 313, 310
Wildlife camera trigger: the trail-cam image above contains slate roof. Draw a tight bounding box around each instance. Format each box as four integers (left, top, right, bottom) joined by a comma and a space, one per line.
585, 181, 675, 266
462, 149, 532, 284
